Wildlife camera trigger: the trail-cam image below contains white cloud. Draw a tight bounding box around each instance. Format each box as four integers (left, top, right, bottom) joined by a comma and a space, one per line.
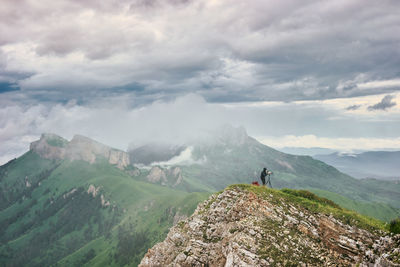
151, 146, 207, 167
358, 79, 400, 90
0, 94, 228, 164
1, 0, 399, 102
259, 135, 400, 152
1, 93, 400, 165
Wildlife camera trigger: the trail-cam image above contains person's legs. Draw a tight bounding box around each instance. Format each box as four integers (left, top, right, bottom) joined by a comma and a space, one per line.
261, 177, 265, 185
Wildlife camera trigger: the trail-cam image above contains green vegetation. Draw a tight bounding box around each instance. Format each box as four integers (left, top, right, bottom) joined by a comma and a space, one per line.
174, 138, 400, 221
309, 188, 400, 222
2, 132, 399, 266
46, 136, 68, 147
0, 151, 209, 267
389, 218, 400, 234
281, 188, 341, 209
228, 184, 387, 233
0, 151, 56, 211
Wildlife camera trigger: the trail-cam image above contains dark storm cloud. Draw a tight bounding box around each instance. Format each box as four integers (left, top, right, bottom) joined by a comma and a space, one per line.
346, 104, 362, 111
0, 0, 399, 104
368, 95, 397, 111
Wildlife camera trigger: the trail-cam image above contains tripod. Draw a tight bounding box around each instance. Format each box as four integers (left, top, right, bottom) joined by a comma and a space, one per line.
266, 172, 272, 188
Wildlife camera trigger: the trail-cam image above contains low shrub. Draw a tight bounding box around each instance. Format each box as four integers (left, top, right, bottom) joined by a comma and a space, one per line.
389, 218, 400, 234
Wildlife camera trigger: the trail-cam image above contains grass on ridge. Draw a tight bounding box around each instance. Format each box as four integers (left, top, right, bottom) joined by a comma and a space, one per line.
227, 184, 388, 233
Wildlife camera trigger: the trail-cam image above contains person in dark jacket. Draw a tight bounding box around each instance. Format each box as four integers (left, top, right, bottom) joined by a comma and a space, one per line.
260, 168, 267, 185
260, 167, 273, 187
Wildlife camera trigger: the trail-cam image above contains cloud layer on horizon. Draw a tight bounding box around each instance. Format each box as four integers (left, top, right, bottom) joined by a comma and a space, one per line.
1, 93, 400, 164
0, 0, 399, 104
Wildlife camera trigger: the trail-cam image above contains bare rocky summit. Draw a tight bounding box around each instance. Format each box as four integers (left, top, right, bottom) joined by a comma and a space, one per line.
140, 185, 400, 266
30, 133, 130, 169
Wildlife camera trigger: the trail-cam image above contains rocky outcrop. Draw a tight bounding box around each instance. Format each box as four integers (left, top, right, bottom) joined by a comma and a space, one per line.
139, 186, 400, 267
87, 184, 101, 197
146, 166, 184, 186
171, 167, 183, 187
87, 184, 111, 207
147, 167, 168, 185
30, 133, 68, 160
66, 135, 130, 169
30, 133, 130, 169
109, 149, 130, 169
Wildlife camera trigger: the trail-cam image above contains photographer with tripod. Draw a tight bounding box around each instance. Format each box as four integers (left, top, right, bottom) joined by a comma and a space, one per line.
260, 167, 273, 187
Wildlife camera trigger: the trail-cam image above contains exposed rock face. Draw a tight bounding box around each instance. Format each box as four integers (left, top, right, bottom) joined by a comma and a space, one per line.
171, 167, 183, 187
30, 133, 130, 169
30, 133, 67, 160
87, 184, 100, 197
147, 167, 168, 185
146, 166, 184, 186
140, 186, 400, 267
109, 149, 130, 169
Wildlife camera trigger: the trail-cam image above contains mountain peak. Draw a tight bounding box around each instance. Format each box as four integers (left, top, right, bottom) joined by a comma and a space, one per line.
140, 185, 399, 266
30, 133, 130, 169
202, 124, 251, 147
30, 133, 68, 159
70, 134, 101, 144
36, 133, 69, 147
40, 133, 68, 142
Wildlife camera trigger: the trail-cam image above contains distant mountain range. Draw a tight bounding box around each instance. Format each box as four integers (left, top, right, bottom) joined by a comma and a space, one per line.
1, 126, 399, 266
278, 147, 338, 156
314, 151, 400, 180
125, 126, 400, 215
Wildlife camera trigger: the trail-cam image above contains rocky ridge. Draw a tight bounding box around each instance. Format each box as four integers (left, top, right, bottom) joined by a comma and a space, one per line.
146, 166, 183, 187
140, 185, 400, 266
30, 133, 130, 169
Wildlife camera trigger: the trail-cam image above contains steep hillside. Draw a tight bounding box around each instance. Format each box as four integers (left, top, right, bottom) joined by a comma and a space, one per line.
140, 185, 400, 266
131, 126, 400, 217
2, 131, 400, 266
0, 135, 209, 267
308, 189, 400, 222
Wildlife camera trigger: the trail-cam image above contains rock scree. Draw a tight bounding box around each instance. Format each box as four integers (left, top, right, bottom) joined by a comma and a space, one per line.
139, 185, 400, 267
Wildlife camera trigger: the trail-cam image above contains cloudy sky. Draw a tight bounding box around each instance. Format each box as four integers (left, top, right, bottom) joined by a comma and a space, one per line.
1, 0, 400, 164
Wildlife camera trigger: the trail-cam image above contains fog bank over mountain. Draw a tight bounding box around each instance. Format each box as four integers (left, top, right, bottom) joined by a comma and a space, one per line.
2, 94, 400, 165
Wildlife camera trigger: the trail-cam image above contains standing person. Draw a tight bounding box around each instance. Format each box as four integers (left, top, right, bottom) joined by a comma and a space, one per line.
260, 168, 267, 186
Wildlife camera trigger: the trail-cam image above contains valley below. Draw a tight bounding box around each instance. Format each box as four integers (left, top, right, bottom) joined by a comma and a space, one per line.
1, 127, 399, 266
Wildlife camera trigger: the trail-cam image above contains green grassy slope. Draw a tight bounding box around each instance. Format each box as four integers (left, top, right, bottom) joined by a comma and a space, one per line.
229, 184, 387, 233
178, 137, 400, 214
0, 151, 57, 211
0, 152, 209, 267
309, 188, 400, 222
1, 131, 399, 266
